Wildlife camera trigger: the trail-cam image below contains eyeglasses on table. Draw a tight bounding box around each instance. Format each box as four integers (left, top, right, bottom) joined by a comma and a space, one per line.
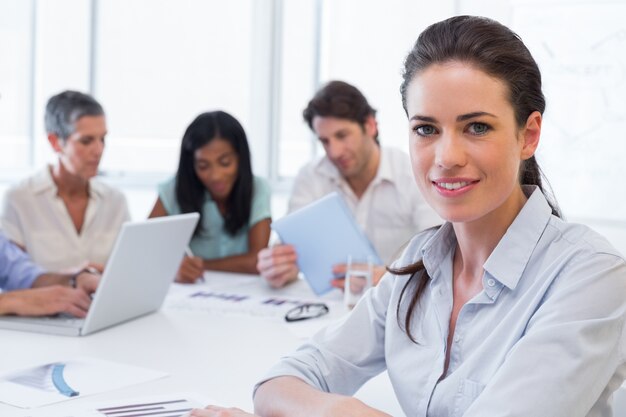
284, 303, 329, 322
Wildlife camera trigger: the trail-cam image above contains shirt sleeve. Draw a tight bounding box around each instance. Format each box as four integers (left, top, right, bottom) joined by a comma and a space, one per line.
287, 164, 320, 214
157, 176, 181, 215
0, 189, 26, 247
0, 234, 44, 290
249, 177, 271, 227
463, 252, 626, 417
108, 187, 132, 239
254, 272, 397, 397
118, 190, 131, 223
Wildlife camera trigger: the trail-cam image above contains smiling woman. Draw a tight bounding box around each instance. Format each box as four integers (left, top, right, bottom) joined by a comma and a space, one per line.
406, 62, 541, 225
243, 15, 626, 417
148, 111, 272, 281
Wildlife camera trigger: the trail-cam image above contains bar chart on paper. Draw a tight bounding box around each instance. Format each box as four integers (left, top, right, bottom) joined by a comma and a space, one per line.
95, 398, 197, 417
0, 357, 167, 408
8, 363, 79, 397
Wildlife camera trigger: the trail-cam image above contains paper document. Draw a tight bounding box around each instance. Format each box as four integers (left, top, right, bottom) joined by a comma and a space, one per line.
0, 357, 167, 408
26, 393, 214, 417
166, 284, 342, 320
271, 192, 382, 295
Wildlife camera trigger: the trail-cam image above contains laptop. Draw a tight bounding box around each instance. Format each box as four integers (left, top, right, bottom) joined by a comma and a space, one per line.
0, 213, 199, 336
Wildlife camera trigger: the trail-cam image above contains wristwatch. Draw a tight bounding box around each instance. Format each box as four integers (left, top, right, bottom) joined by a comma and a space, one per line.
69, 267, 100, 288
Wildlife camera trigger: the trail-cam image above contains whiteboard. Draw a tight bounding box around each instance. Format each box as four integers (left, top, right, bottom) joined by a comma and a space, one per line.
512, 2, 626, 221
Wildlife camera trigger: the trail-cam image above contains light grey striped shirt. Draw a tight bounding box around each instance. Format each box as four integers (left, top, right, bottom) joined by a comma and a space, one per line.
258, 187, 626, 417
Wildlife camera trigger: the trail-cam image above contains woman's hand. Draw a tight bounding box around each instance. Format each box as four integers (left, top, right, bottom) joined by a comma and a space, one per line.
176, 256, 204, 283
189, 405, 257, 417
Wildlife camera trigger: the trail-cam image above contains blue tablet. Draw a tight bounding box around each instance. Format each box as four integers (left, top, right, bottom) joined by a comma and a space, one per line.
271, 192, 382, 295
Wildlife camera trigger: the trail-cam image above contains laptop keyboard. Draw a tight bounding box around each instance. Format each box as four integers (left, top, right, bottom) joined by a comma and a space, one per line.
0, 314, 84, 327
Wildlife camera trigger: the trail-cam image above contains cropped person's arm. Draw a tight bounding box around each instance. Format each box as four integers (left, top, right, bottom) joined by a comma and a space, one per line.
287, 163, 323, 213
254, 376, 391, 417
117, 190, 132, 222
31, 271, 100, 294
253, 273, 398, 416
148, 197, 168, 218
0, 286, 91, 317
201, 218, 271, 274
1, 189, 27, 250
463, 254, 626, 417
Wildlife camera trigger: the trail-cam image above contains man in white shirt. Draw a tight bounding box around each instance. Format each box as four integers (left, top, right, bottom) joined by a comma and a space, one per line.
257, 80, 440, 288
1, 91, 130, 273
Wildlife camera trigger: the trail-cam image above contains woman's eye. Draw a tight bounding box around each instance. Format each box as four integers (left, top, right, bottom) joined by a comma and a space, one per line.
218, 158, 232, 167
468, 122, 490, 135
413, 125, 437, 136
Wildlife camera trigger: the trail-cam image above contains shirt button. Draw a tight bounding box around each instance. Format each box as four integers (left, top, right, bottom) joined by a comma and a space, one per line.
487, 278, 496, 287
453, 335, 461, 343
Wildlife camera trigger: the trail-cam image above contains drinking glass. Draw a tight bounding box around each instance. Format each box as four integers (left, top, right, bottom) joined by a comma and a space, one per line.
344, 255, 373, 309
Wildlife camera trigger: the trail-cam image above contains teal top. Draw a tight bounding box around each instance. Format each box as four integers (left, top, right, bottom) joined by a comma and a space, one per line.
158, 175, 271, 260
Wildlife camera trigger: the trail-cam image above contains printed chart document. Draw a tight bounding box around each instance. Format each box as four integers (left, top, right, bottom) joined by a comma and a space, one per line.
33, 393, 214, 417
0, 357, 167, 408
165, 273, 347, 339
167, 286, 326, 318
271, 192, 382, 295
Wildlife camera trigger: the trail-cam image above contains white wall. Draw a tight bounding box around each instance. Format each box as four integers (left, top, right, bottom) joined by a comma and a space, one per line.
1, 0, 625, 254
454, 0, 626, 254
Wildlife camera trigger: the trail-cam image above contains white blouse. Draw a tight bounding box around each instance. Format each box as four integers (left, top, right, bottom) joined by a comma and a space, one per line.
1, 167, 130, 272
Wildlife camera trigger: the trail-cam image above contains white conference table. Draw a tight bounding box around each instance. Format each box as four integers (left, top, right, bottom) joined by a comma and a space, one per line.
3, 271, 626, 417
0, 272, 404, 417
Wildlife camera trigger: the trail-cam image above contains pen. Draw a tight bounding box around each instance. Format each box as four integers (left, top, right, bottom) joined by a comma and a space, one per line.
184, 247, 205, 283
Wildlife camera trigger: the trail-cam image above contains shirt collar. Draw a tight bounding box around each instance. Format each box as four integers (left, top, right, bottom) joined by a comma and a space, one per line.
313, 155, 341, 182
376, 148, 395, 183
419, 185, 552, 290
313, 146, 394, 185
420, 222, 456, 279
31, 166, 104, 199
483, 185, 552, 290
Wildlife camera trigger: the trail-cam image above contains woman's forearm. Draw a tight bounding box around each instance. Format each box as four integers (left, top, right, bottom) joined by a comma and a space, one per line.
202, 252, 259, 274
254, 377, 335, 417
253, 376, 391, 417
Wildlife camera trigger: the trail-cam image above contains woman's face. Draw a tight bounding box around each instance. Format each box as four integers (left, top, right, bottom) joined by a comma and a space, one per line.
56, 115, 107, 180
193, 138, 239, 203
405, 61, 540, 226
